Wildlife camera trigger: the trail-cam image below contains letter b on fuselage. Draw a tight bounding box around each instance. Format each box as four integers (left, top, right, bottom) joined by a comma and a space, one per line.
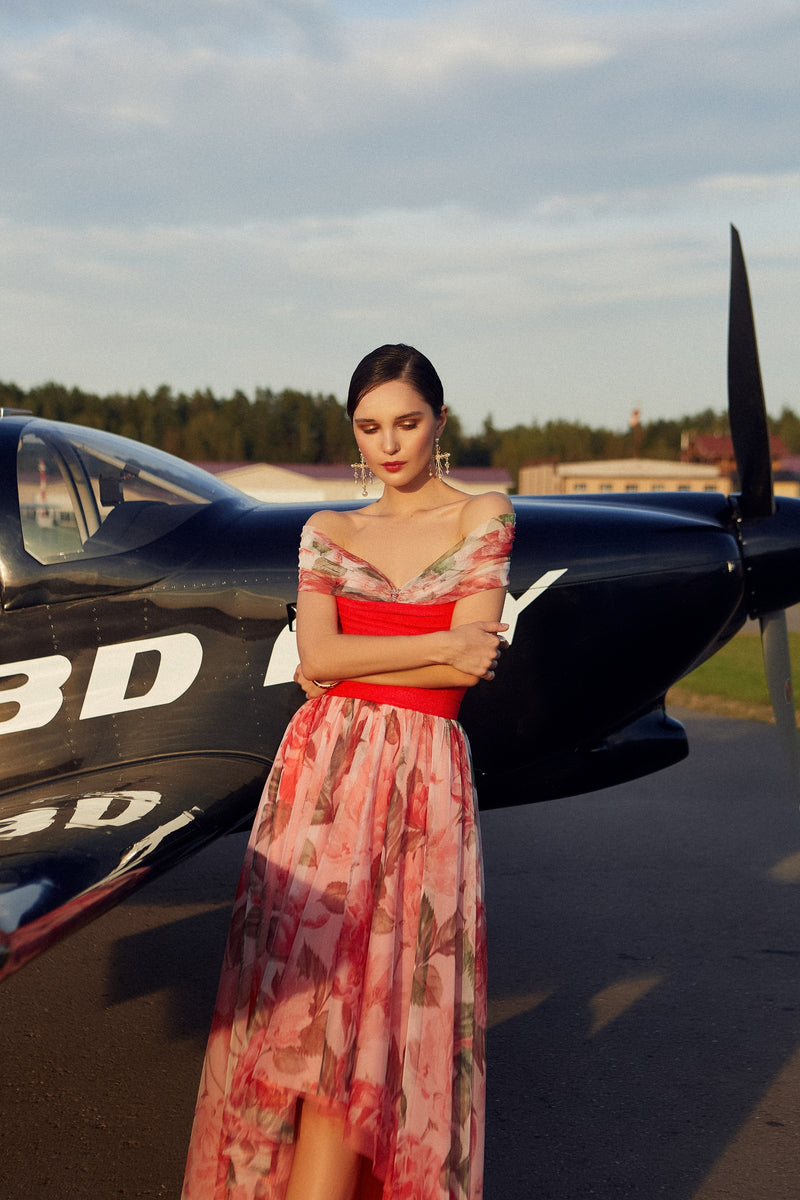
0, 633, 203, 734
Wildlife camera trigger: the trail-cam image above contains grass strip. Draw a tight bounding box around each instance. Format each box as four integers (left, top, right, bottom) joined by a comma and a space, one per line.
667, 629, 800, 723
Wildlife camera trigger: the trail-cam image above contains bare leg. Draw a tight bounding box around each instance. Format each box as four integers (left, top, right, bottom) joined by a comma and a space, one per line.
285, 1099, 362, 1200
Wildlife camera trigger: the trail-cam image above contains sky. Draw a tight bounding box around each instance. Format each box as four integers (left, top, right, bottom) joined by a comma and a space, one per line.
1, 0, 799, 434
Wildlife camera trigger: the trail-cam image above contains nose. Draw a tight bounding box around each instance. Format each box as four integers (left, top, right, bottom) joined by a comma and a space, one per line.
380, 427, 399, 455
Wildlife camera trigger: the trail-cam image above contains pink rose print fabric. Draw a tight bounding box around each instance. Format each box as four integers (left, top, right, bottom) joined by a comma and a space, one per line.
181, 514, 515, 1200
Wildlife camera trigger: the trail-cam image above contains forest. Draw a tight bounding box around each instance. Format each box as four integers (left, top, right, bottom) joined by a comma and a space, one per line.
3, 378, 800, 491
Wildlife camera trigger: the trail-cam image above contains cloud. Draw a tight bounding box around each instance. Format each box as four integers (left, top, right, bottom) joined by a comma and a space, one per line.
0, 1, 798, 429
3, 178, 797, 425
2, 0, 339, 51
2, 2, 798, 224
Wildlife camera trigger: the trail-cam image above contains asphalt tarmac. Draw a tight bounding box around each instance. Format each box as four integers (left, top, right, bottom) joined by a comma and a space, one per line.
3, 710, 800, 1199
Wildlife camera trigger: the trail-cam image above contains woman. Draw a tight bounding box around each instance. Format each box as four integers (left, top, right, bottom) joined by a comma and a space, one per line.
182, 344, 515, 1200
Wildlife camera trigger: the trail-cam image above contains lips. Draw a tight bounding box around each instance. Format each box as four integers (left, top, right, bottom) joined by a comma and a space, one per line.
381, 462, 406, 472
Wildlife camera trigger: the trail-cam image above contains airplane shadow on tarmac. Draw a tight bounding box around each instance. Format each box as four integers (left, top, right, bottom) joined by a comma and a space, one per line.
108, 904, 238, 1040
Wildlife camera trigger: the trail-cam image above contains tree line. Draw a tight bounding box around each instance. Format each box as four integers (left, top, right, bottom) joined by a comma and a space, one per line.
3, 379, 800, 490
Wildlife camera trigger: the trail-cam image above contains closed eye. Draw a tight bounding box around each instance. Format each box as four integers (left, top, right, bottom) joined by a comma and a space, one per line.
356, 421, 419, 434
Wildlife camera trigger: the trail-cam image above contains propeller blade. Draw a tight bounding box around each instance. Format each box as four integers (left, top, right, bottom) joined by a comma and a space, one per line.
728, 225, 774, 518
760, 610, 800, 793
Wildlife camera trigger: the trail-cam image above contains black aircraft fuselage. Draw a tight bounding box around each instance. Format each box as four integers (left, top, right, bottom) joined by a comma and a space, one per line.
1, 227, 797, 980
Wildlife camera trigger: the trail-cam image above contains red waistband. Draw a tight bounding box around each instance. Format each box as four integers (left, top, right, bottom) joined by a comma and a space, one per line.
329, 680, 466, 719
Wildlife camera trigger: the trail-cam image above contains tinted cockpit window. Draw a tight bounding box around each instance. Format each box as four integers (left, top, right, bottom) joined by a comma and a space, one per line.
18, 423, 231, 564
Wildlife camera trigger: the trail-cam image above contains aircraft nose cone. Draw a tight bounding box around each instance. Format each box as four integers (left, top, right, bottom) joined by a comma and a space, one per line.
738, 497, 800, 618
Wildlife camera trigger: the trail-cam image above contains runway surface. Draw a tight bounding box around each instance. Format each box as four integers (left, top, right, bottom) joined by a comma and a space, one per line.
3, 709, 800, 1199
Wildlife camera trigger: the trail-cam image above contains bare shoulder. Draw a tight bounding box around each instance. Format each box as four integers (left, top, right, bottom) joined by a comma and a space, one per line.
305, 508, 338, 534
459, 491, 514, 535
306, 507, 370, 539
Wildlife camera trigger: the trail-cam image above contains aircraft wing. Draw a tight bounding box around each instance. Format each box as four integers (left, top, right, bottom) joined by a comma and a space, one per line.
0, 756, 263, 979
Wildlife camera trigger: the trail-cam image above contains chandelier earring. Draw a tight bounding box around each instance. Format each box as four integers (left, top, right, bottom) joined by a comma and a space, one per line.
430, 436, 450, 482
351, 450, 373, 497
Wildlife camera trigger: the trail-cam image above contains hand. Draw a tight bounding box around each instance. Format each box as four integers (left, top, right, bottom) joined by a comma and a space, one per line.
293, 665, 330, 699
446, 621, 509, 680
485, 633, 510, 680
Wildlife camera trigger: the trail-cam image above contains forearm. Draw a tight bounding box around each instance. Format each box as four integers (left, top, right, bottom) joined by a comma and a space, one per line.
296, 592, 506, 684
298, 630, 452, 683
346, 664, 479, 689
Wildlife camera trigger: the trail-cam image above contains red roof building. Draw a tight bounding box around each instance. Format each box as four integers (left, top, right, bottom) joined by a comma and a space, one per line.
680, 433, 790, 471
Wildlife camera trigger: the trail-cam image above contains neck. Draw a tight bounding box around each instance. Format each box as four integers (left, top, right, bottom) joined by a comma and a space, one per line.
374, 477, 455, 516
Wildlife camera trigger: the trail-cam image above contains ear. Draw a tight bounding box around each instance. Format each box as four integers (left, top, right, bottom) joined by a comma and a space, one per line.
436, 405, 447, 438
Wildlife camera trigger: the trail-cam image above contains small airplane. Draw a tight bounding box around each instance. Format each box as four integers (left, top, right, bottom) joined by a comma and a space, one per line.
1, 228, 797, 981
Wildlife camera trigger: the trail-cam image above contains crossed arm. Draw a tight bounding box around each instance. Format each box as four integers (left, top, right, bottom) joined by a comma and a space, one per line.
295, 585, 508, 700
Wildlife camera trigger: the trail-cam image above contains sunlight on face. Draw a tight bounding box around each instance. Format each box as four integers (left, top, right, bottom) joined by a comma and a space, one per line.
352, 380, 446, 487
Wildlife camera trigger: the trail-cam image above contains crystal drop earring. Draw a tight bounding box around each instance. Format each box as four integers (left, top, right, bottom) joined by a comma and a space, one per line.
430, 437, 450, 481
351, 450, 373, 497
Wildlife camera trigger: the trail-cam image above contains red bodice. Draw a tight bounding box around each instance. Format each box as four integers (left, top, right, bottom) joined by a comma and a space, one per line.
328, 595, 467, 719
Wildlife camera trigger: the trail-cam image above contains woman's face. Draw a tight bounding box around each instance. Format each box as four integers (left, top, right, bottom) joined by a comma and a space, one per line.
352, 379, 446, 491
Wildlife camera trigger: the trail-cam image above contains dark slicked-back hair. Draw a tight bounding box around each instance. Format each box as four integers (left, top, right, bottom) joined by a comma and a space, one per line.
346, 344, 444, 419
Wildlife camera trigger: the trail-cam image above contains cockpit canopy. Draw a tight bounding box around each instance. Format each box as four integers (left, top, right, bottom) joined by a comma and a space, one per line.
0, 417, 251, 610
16, 420, 236, 564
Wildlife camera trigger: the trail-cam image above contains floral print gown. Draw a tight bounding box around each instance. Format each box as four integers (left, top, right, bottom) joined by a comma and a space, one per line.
182, 513, 515, 1200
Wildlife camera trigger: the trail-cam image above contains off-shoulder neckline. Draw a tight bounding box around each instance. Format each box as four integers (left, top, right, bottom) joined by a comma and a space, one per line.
302, 512, 513, 594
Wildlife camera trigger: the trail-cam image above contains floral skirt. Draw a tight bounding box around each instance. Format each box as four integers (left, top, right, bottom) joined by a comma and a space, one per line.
181, 693, 486, 1200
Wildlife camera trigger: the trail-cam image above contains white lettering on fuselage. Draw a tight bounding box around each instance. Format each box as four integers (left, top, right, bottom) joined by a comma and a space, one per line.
0, 570, 568, 734
502, 569, 568, 644
0, 655, 72, 734
263, 622, 299, 688
79, 633, 203, 720
261, 569, 568, 687
0, 633, 203, 735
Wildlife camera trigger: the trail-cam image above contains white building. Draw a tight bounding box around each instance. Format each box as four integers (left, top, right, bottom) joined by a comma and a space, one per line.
198, 462, 512, 503
518, 458, 729, 496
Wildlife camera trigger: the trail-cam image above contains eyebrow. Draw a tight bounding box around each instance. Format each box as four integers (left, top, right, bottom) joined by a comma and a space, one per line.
354, 410, 426, 424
